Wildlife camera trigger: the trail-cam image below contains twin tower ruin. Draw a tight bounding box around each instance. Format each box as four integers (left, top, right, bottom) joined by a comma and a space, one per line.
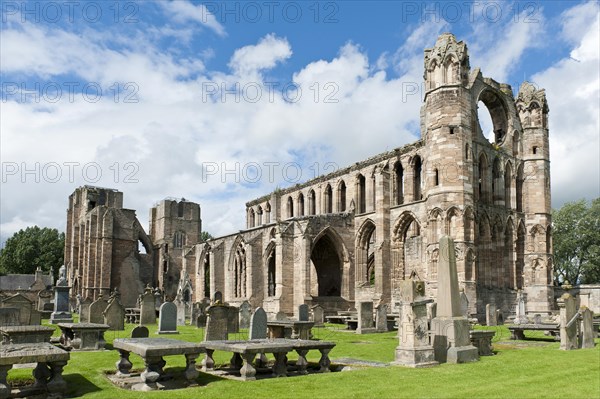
64, 33, 554, 320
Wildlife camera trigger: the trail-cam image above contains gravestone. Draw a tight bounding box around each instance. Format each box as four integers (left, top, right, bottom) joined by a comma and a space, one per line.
205, 304, 229, 341
213, 291, 223, 304
311, 305, 324, 325
533, 314, 542, 325
140, 287, 156, 325
3, 294, 35, 325
154, 288, 163, 311
196, 313, 207, 328
227, 306, 239, 333
356, 302, 375, 334
249, 307, 268, 340
580, 307, 595, 349
298, 304, 309, 321
393, 278, 438, 368
79, 298, 92, 323
275, 311, 287, 321
104, 297, 125, 330
376, 304, 388, 332
0, 308, 19, 326
558, 293, 577, 350
515, 290, 528, 324
239, 301, 251, 329
486, 304, 497, 326
191, 302, 201, 324
158, 301, 179, 334
496, 309, 504, 325
131, 325, 149, 338
88, 295, 109, 324
50, 265, 73, 324
175, 296, 186, 326
431, 236, 479, 364
459, 289, 469, 318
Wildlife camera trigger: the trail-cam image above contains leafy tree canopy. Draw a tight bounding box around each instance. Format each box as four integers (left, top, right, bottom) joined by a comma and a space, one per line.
0, 226, 64, 279
553, 198, 600, 285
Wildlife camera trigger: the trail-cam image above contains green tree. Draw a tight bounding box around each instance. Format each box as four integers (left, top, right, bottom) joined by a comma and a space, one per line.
200, 231, 214, 242
552, 198, 600, 285
0, 226, 64, 278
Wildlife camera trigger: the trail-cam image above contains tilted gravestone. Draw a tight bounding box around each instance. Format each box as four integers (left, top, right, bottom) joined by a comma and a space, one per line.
227, 306, 240, 333
298, 304, 309, 321
204, 304, 229, 341
140, 288, 156, 325
376, 303, 388, 332
79, 298, 92, 323
356, 302, 375, 334
88, 296, 109, 324
104, 297, 125, 330
249, 307, 268, 340
311, 305, 324, 325
580, 306, 595, 349
239, 301, 251, 329
431, 236, 479, 364
131, 325, 149, 338
158, 302, 179, 334
486, 304, 497, 326
558, 293, 578, 350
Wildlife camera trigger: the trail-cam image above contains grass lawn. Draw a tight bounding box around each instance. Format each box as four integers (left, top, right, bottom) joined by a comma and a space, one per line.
6, 320, 599, 399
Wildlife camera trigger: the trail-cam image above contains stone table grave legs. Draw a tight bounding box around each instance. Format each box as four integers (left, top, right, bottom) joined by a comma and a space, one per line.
295, 349, 309, 375
240, 353, 257, 381
116, 350, 133, 376
140, 356, 164, 391
202, 349, 215, 372
184, 353, 200, 382
33, 362, 52, 388
318, 348, 331, 373
255, 353, 268, 368
230, 353, 243, 370
46, 360, 68, 396
272, 353, 287, 377
0, 365, 11, 399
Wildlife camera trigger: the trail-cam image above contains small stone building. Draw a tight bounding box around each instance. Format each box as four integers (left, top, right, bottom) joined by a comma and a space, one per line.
64, 34, 554, 319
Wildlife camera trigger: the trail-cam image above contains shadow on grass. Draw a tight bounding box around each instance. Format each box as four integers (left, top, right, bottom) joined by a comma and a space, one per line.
64, 373, 102, 396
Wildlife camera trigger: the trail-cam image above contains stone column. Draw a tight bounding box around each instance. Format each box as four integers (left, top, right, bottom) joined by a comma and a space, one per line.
431, 236, 479, 363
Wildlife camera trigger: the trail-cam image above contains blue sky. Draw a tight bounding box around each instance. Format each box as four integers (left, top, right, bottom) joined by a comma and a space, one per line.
1, 0, 599, 241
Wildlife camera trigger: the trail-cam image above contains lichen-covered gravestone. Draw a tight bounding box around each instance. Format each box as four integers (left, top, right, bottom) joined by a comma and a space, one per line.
88, 295, 109, 324
249, 307, 268, 340
356, 302, 375, 334
311, 305, 324, 325
204, 304, 229, 341
104, 296, 125, 330
139, 287, 156, 325
376, 304, 388, 332
239, 301, 251, 329
157, 302, 179, 334
486, 304, 497, 326
298, 304, 309, 321
79, 297, 92, 323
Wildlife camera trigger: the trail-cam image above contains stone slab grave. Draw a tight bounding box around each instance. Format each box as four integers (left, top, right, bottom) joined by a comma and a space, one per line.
158, 302, 179, 334
431, 236, 479, 364
356, 302, 375, 334
0, 325, 55, 345
88, 296, 109, 325
239, 301, 251, 329
204, 304, 229, 341
58, 322, 110, 351
140, 287, 156, 325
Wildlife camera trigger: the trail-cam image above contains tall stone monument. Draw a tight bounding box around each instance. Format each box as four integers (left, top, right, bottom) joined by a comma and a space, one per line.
393, 278, 438, 367
558, 293, 578, 350
50, 265, 73, 324
431, 236, 479, 363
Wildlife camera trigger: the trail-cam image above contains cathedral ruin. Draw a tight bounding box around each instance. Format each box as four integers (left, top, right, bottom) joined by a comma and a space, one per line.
65, 33, 554, 320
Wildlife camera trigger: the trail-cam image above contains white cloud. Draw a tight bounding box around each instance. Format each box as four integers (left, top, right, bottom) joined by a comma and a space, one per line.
228, 34, 292, 77
161, 0, 226, 37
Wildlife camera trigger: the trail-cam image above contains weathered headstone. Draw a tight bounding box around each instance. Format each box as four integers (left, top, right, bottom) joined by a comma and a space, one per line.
50, 265, 73, 324
298, 304, 309, 321
104, 297, 125, 330
227, 306, 239, 333
249, 307, 268, 340
79, 297, 92, 323
158, 301, 179, 334
393, 278, 438, 367
496, 309, 504, 325
356, 302, 375, 334
431, 236, 479, 363
580, 306, 595, 349
311, 304, 324, 325
376, 304, 388, 332
0, 307, 19, 326
486, 304, 497, 326
131, 325, 149, 338
213, 291, 223, 304
459, 289, 469, 318
533, 313, 542, 325
88, 295, 109, 324
205, 304, 229, 341
175, 296, 186, 326
514, 290, 528, 324
558, 293, 577, 350
140, 287, 156, 325
239, 301, 251, 329
3, 294, 35, 325
275, 311, 287, 321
